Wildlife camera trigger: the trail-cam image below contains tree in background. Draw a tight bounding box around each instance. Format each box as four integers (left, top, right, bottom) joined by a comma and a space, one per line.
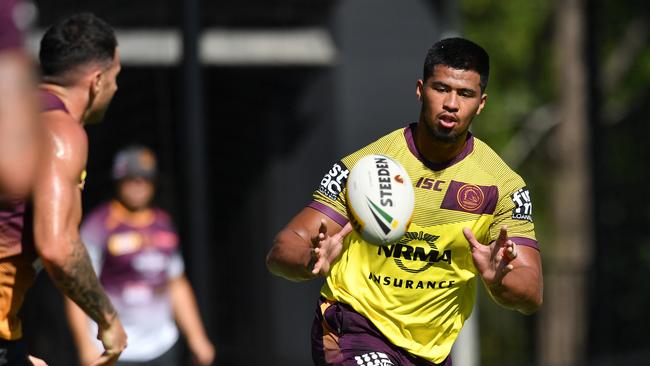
459, 0, 649, 365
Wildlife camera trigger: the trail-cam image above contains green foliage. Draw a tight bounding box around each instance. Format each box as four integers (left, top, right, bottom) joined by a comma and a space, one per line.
458, 0, 650, 364
598, 0, 650, 109
461, 0, 554, 148
459, 1, 555, 365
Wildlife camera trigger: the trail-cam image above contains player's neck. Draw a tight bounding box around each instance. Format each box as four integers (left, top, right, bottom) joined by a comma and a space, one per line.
39, 84, 88, 124
110, 200, 155, 227
117, 200, 150, 214
414, 122, 469, 164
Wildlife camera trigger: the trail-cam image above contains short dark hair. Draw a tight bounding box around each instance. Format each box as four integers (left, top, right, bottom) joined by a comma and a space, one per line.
39, 13, 117, 79
423, 37, 489, 92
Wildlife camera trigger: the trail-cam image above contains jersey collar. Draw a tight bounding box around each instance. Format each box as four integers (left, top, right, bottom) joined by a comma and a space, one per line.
404, 123, 474, 171
107, 200, 155, 228
40, 90, 69, 114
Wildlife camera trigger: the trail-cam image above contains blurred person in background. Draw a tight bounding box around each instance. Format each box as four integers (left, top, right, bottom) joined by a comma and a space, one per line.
33, 12, 128, 365
267, 38, 543, 366
66, 146, 215, 366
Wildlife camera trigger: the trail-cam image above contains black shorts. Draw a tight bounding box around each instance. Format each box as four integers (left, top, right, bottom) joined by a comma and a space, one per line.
0, 338, 31, 366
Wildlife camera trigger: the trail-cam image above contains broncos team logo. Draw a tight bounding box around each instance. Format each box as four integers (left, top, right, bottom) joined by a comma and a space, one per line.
456, 184, 484, 211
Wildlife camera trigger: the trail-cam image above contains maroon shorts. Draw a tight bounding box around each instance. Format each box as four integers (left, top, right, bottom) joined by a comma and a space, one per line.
311, 298, 452, 366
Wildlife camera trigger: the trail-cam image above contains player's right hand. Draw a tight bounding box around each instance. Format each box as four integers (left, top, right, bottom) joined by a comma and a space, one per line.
311, 220, 353, 277
91, 314, 127, 366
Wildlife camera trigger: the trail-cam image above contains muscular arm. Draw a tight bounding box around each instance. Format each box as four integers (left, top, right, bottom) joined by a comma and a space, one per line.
266, 207, 344, 282
32, 117, 115, 327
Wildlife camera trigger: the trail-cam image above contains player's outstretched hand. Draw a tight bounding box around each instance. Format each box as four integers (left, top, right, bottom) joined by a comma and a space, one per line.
463, 226, 518, 288
91, 314, 127, 366
28, 355, 48, 366
311, 220, 353, 277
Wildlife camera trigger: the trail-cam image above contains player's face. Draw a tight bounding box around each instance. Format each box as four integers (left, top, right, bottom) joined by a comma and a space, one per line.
86, 48, 121, 124
416, 65, 487, 144
117, 177, 154, 211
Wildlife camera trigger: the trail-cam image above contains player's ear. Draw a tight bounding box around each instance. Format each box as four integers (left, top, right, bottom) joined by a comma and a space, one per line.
476, 93, 488, 115
90, 69, 103, 97
416, 79, 424, 101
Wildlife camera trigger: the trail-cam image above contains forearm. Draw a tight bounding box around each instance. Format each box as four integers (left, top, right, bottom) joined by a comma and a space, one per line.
170, 277, 210, 347
266, 229, 315, 282
485, 265, 543, 315
42, 238, 116, 328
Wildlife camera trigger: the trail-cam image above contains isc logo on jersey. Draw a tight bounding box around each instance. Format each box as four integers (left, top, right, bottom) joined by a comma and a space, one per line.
319, 161, 350, 200
346, 154, 414, 246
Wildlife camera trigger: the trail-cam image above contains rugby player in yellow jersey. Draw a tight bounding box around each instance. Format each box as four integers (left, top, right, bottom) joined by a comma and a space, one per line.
267, 37, 543, 366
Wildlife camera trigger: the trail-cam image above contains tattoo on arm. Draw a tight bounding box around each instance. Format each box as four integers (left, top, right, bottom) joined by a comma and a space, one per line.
48, 239, 115, 328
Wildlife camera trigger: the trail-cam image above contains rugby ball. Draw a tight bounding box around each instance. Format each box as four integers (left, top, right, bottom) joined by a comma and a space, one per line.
346, 154, 414, 246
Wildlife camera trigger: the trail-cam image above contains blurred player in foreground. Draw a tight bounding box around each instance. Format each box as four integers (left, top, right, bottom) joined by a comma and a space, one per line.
267, 38, 543, 366
0, 0, 39, 198
0, 0, 44, 364
34, 13, 127, 364
66, 146, 215, 366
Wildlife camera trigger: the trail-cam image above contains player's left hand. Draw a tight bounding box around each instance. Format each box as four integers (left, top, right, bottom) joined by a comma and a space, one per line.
463, 226, 518, 288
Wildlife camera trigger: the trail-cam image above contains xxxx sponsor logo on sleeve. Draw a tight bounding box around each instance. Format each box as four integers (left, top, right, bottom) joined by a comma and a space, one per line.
318, 161, 349, 200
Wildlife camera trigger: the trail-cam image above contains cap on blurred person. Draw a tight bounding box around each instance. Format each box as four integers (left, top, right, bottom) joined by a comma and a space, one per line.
112, 146, 157, 181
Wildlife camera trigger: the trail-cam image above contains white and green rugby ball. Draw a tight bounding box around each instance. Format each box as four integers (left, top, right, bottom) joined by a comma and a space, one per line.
346, 154, 415, 246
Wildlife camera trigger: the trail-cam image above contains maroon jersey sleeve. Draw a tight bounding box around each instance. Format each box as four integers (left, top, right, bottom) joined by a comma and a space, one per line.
0, 0, 23, 51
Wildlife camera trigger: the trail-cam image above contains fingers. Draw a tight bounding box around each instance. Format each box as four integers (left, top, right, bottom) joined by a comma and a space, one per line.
311, 221, 351, 277
318, 219, 328, 235
496, 241, 517, 278
498, 225, 508, 244
311, 220, 327, 246
506, 241, 518, 261
311, 254, 329, 276
311, 247, 323, 274
462, 227, 480, 251
337, 222, 353, 239
492, 227, 510, 258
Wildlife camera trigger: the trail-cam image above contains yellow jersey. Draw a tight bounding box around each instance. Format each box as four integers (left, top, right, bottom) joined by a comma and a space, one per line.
309, 123, 538, 363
